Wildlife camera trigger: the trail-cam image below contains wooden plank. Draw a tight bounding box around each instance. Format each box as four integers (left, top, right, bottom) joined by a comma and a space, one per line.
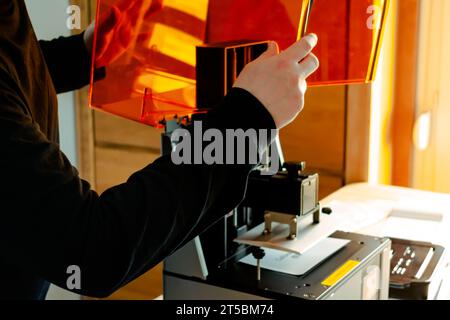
70, 0, 96, 184
391, 0, 419, 187
412, 0, 450, 192
280, 86, 347, 174
345, 84, 371, 184
94, 111, 162, 151
94, 146, 162, 300
75, 91, 96, 185
319, 174, 344, 200
95, 147, 160, 193
106, 264, 163, 300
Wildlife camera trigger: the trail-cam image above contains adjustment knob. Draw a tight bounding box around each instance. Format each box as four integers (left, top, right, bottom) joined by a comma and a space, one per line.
283, 161, 306, 178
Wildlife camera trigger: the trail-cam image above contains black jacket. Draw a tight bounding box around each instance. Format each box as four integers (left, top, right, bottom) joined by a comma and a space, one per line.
0, 0, 275, 299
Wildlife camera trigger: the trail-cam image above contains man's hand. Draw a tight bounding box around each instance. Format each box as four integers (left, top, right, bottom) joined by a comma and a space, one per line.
234, 34, 319, 129
84, 0, 163, 68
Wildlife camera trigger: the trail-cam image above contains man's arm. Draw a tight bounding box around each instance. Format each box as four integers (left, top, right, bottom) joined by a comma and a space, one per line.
0, 66, 275, 297
39, 33, 92, 94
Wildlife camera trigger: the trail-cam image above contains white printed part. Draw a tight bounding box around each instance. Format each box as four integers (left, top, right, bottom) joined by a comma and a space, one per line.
239, 238, 350, 276
390, 207, 444, 222
234, 211, 343, 255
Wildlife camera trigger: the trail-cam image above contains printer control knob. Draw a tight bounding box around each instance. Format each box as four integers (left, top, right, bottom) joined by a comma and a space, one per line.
252, 247, 266, 260
252, 248, 266, 281
283, 161, 306, 178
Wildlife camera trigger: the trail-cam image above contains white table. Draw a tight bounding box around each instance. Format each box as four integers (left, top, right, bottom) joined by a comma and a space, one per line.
321, 183, 450, 299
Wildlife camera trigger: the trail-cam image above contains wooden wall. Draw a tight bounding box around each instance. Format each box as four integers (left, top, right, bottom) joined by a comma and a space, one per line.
280, 84, 371, 199
94, 112, 164, 300
391, 0, 419, 186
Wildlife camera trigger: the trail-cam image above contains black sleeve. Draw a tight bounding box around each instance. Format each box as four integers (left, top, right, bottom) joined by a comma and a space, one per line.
0, 67, 276, 297
39, 33, 92, 94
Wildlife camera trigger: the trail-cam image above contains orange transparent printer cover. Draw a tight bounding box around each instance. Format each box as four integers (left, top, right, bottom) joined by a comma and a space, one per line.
89, 0, 389, 128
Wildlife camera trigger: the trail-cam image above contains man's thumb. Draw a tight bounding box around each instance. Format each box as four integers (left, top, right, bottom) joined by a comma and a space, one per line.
259, 41, 279, 59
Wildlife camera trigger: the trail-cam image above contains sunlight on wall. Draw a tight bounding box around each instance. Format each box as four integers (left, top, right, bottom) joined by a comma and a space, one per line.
369, 0, 397, 184
413, 0, 450, 193
369, 52, 383, 184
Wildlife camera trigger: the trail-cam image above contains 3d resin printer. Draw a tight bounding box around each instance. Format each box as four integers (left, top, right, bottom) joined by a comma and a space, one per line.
90, 0, 392, 300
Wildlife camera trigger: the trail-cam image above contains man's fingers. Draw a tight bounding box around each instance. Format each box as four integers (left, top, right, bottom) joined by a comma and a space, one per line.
116, 0, 149, 12
282, 33, 318, 62
96, 6, 121, 60
128, 0, 150, 21
144, 0, 164, 19
298, 53, 319, 78
258, 41, 279, 60
100, 6, 121, 33
116, 0, 138, 12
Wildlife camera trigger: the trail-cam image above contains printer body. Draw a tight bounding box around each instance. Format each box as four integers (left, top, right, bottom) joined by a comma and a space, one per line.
162, 42, 391, 300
